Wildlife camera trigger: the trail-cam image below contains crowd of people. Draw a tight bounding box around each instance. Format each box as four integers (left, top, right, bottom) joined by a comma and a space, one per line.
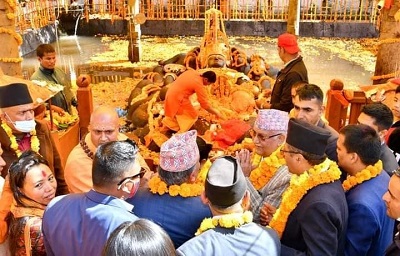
0, 33, 399, 256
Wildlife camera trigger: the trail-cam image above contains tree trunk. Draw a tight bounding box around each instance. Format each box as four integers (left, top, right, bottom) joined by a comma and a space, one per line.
0, 0, 22, 76
374, 2, 400, 85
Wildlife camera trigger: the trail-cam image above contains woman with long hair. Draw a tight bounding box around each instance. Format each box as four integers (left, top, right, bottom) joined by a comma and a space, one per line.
8, 150, 57, 255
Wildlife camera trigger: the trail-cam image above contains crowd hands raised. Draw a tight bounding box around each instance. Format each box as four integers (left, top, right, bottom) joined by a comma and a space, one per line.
1, 33, 400, 256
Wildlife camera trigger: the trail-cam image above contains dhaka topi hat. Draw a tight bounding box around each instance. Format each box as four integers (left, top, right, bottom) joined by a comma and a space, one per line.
205, 156, 246, 208
160, 130, 200, 172
255, 109, 289, 131
286, 118, 330, 156
0, 83, 33, 108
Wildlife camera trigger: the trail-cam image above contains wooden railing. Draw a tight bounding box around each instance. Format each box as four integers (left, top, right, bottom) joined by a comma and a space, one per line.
324, 78, 394, 132
14, 0, 380, 35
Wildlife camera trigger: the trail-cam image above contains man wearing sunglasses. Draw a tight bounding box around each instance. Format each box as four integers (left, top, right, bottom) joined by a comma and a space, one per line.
42, 140, 141, 256
236, 109, 291, 225
64, 105, 150, 193
128, 130, 212, 248
277, 118, 348, 255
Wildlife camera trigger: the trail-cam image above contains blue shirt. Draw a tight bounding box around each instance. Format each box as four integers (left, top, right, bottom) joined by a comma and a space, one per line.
128, 187, 212, 247
177, 223, 280, 256
345, 171, 394, 256
42, 190, 137, 256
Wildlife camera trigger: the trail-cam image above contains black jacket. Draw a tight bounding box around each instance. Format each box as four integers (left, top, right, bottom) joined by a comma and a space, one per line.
270, 56, 308, 112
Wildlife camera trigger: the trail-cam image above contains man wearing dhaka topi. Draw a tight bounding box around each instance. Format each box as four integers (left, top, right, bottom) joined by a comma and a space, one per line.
0, 83, 67, 245
271, 118, 348, 255
177, 156, 280, 256
128, 130, 212, 248
236, 109, 291, 224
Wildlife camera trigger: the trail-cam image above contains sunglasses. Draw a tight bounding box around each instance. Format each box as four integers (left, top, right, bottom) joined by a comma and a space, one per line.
249, 129, 281, 142
117, 170, 146, 189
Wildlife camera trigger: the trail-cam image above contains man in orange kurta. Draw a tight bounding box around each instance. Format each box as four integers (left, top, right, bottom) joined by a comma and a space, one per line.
163, 70, 223, 132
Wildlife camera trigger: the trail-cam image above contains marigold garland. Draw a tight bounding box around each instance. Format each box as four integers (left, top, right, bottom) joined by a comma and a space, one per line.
249, 146, 286, 190
269, 159, 341, 238
195, 211, 253, 235
0, 28, 23, 46
6, 13, 15, 20
1, 122, 40, 157
148, 160, 211, 197
0, 57, 23, 63
342, 160, 382, 192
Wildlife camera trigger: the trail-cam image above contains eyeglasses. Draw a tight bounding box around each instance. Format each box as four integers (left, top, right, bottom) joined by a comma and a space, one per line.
117, 171, 145, 189
280, 148, 300, 155
392, 168, 400, 178
249, 129, 282, 142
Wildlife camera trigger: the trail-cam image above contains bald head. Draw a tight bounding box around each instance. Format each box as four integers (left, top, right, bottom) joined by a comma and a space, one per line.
89, 106, 120, 148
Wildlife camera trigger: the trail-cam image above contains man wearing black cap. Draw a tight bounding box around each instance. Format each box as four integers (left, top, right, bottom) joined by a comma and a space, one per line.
270, 118, 348, 255
338, 124, 393, 255
177, 156, 280, 256
0, 83, 67, 244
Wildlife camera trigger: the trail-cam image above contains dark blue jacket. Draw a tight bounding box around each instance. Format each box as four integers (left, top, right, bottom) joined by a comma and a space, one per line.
345, 171, 393, 256
128, 187, 212, 248
281, 180, 348, 256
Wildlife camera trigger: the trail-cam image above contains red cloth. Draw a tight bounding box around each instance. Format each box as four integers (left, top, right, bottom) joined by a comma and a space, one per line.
212, 120, 251, 149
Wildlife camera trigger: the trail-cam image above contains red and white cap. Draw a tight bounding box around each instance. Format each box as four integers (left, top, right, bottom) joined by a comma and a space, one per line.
160, 130, 200, 172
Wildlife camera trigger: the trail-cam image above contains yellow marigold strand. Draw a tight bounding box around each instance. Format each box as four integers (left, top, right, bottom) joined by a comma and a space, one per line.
148, 161, 211, 198
0, 57, 23, 63
249, 145, 286, 190
342, 160, 383, 192
269, 159, 341, 238
1, 122, 40, 157
0, 28, 23, 46
195, 211, 253, 235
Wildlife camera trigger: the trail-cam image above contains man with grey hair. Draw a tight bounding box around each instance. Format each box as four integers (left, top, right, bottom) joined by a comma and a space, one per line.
43, 140, 142, 256
177, 156, 280, 255
0, 82, 67, 245
236, 109, 291, 224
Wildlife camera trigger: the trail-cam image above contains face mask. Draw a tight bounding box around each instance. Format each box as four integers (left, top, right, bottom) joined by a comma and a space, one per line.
121, 179, 140, 200
127, 179, 140, 199
5, 113, 36, 133
14, 120, 36, 133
